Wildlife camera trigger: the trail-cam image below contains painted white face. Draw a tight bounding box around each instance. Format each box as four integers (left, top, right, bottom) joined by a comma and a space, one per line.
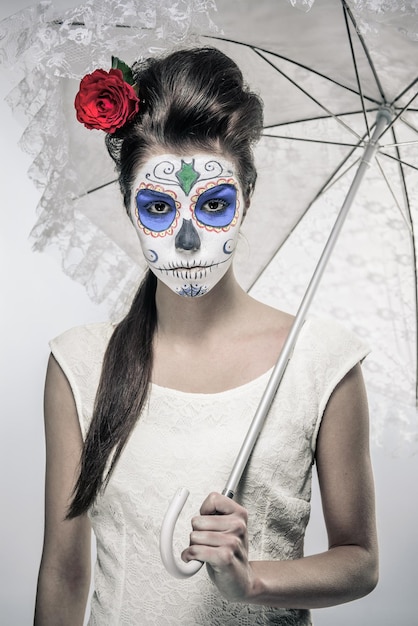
131, 154, 244, 298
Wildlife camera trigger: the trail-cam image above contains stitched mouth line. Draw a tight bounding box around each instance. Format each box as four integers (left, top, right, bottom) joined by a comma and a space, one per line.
156, 265, 217, 279
155, 258, 229, 278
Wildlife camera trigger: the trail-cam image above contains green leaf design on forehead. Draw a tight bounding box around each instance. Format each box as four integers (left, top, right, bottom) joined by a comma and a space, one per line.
175, 160, 200, 195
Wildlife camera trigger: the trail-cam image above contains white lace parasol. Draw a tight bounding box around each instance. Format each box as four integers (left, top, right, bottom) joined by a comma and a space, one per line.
1, 0, 418, 452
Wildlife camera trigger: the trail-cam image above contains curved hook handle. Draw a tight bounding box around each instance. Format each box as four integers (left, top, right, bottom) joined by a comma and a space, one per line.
160, 487, 204, 579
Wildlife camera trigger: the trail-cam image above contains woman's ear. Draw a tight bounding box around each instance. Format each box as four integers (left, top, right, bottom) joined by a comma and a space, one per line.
242, 182, 254, 219
242, 197, 251, 220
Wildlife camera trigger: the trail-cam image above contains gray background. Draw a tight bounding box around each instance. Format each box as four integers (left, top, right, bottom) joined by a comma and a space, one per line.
1, 1, 417, 624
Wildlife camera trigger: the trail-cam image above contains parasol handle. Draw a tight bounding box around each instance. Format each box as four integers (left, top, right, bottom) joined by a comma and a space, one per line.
160, 487, 204, 578
160, 486, 235, 579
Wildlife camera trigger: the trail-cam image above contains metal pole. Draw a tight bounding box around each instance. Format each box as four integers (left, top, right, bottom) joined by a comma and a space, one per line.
222, 107, 391, 498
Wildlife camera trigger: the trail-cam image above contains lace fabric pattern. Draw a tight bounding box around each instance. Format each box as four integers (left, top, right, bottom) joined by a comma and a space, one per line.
0, 0, 218, 313
49, 316, 369, 625
348, 0, 418, 43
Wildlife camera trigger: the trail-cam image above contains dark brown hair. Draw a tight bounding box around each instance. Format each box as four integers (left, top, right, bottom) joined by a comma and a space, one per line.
67, 47, 263, 518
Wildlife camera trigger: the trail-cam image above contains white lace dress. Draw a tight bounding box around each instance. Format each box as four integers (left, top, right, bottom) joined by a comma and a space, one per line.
50, 317, 369, 625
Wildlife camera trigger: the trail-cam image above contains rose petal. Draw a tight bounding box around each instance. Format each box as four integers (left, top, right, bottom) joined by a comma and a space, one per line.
74, 68, 140, 132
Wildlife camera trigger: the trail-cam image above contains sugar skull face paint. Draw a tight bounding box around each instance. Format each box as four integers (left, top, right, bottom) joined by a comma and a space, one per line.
131, 154, 243, 298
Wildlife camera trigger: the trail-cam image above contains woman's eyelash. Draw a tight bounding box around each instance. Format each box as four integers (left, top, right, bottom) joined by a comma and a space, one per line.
201, 198, 228, 211
145, 201, 172, 213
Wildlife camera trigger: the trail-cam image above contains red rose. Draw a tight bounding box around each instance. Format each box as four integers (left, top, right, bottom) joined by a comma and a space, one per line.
74, 68, 140, 134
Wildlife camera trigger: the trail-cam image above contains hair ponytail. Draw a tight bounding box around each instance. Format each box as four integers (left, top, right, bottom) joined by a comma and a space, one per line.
67, 270, 157, 518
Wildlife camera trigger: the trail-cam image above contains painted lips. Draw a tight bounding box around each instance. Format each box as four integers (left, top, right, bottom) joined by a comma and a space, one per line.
157, 266, 214, 280
156, 258, 231, 279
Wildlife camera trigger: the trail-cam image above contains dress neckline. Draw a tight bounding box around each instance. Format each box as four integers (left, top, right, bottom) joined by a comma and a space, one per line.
150, 365, 275, 398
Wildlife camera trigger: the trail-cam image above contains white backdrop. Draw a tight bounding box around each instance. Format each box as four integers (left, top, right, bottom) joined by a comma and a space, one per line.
1, 2, 417, 625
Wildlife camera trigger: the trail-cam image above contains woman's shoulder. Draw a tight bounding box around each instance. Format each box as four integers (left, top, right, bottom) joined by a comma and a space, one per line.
291, 316, 370, 408
49, 321, 116, 369
302, 315, 370, 360
243, 297, 369, 363
47, 323, 116, 436
50, 321, 115, 349
250, 297, 370, 370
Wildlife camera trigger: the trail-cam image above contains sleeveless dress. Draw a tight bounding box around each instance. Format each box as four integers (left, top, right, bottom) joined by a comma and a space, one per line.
50, 317, 369, 626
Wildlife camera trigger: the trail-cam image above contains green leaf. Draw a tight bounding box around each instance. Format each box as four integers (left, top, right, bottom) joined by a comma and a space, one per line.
111, 56, 135, 86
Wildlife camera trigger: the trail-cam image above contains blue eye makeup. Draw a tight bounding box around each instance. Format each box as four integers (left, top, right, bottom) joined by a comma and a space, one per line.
135, 188, 177, 232
194, 184, 237, 228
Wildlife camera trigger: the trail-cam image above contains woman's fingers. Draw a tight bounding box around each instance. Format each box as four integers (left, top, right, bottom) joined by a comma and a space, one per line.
182, 531, 245, 564
183, 542, 244, 566
191, 513, 247, 534
181, 493, 256, 602
189, 528, 244, 548
199, 492, 248, 519
181, 492, 249, 563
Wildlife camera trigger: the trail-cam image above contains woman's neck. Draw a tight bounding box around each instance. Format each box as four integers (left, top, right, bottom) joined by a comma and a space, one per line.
150, 268, 293, 393
154, 269, 249, 344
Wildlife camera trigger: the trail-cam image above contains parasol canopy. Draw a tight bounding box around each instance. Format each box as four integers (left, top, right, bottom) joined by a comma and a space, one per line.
0, 0, 417, 451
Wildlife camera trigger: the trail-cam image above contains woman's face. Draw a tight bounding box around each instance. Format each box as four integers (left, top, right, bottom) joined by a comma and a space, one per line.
130, 153, 244, 298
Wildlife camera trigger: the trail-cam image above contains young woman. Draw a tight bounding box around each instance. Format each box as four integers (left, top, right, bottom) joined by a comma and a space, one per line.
34, 47, 378, 625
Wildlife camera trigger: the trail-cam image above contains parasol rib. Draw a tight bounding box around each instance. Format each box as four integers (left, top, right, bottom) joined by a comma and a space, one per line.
342, 0, 370, 138
397, 115, 418, 135
252, 47, 362, 142
206, 35, 381, 106
262, 134, 360, 148
319, 157, 362, 196
341, 0, 386, 102
264, 108, 380, 128
379, 91, 418, 141
381, 142, 418, 149
391, 77, 418, 108
375, 157, 413, 235
390, 127, 418, 403
379, 152, 418, 173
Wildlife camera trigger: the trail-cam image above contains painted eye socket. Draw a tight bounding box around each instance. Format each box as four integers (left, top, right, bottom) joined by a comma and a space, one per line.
136, 189, 177, 232
194, 184, 237, 228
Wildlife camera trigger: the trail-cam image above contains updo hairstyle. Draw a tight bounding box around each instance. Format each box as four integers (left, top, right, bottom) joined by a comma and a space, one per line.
106, 46, 264, 211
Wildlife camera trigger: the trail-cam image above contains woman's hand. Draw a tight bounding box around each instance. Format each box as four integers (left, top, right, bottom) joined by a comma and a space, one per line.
181, 492, 258, 602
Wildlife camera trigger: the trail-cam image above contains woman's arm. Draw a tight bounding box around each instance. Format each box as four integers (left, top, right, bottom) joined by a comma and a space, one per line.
183, 363, 378, 608
34, 355, 91, 626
